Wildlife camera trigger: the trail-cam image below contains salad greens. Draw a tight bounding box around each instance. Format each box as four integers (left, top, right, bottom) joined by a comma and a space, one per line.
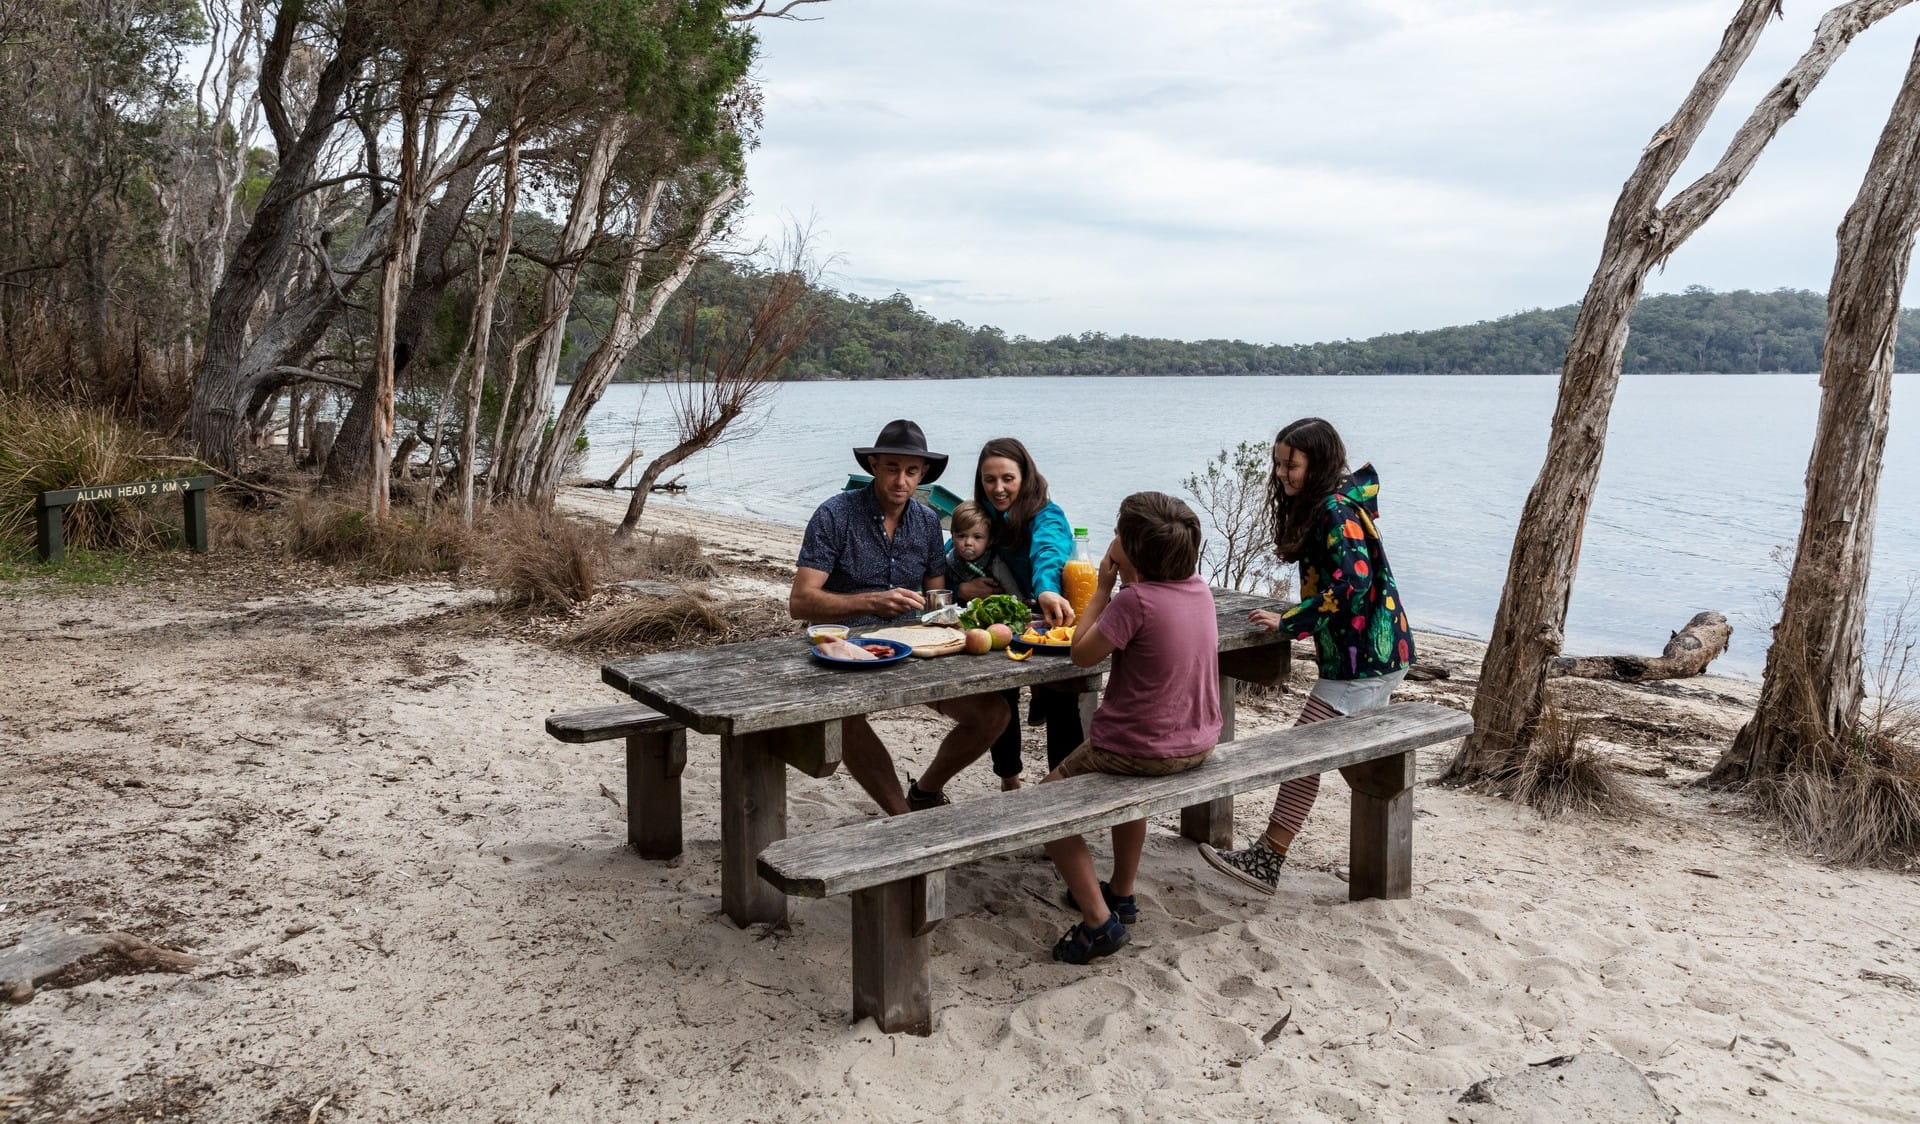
958, 594, 1031, 631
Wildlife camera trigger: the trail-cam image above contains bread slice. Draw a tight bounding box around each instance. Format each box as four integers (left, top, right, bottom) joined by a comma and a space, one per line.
861, 626, 968, 657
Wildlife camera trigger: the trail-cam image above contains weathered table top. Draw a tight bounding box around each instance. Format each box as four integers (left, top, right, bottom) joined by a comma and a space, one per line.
602, 588, 1288, 737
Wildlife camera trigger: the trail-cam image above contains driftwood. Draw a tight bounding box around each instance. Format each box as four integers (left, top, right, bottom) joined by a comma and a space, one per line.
1, 920, 202, 1003
596, 448, 644, 489
1548, 611, 1731, 682
649, 473, 686, 493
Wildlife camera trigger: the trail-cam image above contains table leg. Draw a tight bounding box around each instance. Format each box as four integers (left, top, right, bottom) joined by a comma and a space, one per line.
720, 732, 787, 927
1340, 750, 1416, 901
1181, 673, 1235, 847
851, 874, 940, 1035
626, 728, 687, 859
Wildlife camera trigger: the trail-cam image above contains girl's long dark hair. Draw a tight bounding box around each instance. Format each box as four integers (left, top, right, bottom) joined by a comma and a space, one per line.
1268, 417, 1349, 563
974, 437, 1051, 552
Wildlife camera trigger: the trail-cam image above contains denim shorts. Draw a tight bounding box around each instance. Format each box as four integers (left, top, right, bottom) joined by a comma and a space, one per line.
1308, 668, 1408, 716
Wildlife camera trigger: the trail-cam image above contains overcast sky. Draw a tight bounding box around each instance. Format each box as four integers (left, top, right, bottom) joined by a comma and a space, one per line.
731, 0, 1920, 345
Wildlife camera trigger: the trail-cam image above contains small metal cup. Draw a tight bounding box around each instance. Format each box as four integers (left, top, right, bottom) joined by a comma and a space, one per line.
926, 588, 955, 610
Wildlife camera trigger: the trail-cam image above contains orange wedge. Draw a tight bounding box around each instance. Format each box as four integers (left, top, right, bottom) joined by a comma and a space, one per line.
1007, 648, 1032, 660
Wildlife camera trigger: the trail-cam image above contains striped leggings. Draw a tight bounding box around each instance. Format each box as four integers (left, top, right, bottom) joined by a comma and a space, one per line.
1266, 694, 1345, 837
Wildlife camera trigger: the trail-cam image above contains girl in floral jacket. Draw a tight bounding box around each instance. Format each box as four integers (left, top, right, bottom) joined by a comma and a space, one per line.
1202, 417, 1415, 894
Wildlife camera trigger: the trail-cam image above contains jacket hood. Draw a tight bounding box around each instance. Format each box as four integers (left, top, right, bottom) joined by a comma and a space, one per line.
1339, 463, 1381, 519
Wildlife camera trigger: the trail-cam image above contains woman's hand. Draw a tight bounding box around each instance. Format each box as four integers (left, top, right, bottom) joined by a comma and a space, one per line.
1249, 608, 1282, 633
957, 577, 1000, 602
1037, 590, 1074, 627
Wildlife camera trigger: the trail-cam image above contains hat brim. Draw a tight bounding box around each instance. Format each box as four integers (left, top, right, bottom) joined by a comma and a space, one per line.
854, 447, 947, 485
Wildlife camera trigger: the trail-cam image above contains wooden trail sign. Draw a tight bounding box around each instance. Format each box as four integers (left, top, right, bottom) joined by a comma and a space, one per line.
35, 475, 214, 563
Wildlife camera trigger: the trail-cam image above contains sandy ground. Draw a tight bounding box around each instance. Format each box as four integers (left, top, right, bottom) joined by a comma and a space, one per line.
3, 491, 1918, 1123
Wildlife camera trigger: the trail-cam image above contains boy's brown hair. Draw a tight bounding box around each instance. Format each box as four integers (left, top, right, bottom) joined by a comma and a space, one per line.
1115, 492, 1202, 582
949, 500, 992, 537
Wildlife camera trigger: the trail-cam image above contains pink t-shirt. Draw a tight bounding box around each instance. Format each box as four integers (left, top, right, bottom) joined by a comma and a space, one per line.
1088, 575, 1222, 758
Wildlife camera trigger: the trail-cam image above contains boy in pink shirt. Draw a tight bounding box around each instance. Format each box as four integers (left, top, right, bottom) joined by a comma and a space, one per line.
1044, 492, 1222, 964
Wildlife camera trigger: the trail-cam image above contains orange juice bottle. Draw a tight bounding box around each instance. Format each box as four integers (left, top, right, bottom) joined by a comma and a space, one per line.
1063, 526, 1098, 621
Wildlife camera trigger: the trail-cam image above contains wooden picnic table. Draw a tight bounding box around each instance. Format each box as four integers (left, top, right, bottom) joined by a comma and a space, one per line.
601, 588, 1292, 927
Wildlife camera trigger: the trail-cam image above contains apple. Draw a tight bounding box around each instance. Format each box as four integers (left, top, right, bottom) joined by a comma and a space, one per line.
963, 628, 993, 655
986, 623, 1014, 650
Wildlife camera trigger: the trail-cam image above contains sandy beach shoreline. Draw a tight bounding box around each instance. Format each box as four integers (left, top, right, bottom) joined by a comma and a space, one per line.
3, 492, 1916, 1122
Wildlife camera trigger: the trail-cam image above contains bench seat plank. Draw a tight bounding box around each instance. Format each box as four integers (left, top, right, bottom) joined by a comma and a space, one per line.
759, 702, 1471, 899
545, 704, 677, 744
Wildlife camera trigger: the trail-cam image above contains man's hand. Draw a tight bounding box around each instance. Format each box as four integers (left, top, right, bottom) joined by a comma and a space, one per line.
867, 587, 926, 618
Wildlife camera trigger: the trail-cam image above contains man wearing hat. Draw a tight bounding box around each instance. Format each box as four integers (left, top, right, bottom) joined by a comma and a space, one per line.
789, 419, 1008, 814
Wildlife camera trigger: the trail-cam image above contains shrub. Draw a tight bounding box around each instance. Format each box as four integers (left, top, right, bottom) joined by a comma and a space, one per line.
1502, 704, 1644, 819
489, 506, 605, 610
279, 496, 476, 577
0, 393, 184, 556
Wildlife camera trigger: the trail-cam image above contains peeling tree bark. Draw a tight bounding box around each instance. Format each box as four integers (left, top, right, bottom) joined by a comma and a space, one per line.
1446, 0, 1916, 784
1711, 36, 1920, 787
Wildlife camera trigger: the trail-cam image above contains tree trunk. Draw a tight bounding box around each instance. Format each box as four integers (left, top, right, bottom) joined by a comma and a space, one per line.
323, 117, 503, 488
188, 10, 373, 471
492, 116, 629, 499
615, 409, 740, 537
1711, 37, 1920, 787
1446, 0, 1914, 783
459, 126, 523, 524
1547, 611, 1732, 681
529, 179, 738, 507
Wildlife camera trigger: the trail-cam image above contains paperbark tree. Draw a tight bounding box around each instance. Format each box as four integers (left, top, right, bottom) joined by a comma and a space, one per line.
1710, 38, 1920, 787
1446, 0, 1918, 785
615, 250, 823, 536
527, 178, 741, 507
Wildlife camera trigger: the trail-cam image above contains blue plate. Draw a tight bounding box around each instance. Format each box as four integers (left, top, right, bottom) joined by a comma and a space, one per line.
811, 636, 913, 667
1008, 637, 1073, 655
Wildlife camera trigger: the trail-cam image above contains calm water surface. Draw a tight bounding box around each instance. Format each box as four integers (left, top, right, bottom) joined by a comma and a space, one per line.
575, 375, 1920, 677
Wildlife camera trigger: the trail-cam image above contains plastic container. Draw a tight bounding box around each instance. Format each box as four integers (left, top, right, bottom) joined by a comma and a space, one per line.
1062, 527, 1098, 621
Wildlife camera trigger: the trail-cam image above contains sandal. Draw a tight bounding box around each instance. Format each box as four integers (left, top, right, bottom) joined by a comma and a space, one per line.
1051, 914, 1130, 964
1057, 880, 1138, 925
906, 778, 951, 812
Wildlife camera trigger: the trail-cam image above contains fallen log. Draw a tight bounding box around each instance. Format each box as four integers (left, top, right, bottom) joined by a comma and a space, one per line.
649, 473, 686, 493
1548, 611, 1731, 682
1, 919, 202, 1003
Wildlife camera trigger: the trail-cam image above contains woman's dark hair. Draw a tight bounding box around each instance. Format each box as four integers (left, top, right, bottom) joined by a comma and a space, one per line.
1268, 417, 1349, 563
973, 437, 1051, 552
1115, 492, 1202, 582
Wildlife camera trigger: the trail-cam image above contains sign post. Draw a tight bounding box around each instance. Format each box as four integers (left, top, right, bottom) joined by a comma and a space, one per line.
34, 475, 216, 563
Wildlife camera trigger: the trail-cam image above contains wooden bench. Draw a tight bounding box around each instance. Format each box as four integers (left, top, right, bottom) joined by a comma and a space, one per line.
756, 701, 1473, 1035
545, 704, 687, 859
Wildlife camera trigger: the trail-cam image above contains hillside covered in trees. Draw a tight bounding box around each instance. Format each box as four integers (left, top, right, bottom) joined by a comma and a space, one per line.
589, 276, 1920, 381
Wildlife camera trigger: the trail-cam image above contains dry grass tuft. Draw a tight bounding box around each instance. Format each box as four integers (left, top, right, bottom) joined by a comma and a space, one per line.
278, 497, 476, 577
568, 591, 727, 648
488, 505, 606, 610
610, 529, 719, 582
0, 392, 184, 555
1503, 706, 1645, 819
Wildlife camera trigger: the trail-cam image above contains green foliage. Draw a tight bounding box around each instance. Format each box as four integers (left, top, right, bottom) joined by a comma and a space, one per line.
588, 273, 1920, 381
0, 546, 142, 587
958, 594, 1031, 631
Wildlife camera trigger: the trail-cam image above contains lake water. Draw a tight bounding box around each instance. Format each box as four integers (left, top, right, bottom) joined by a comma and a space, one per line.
573, 375, 1920, 678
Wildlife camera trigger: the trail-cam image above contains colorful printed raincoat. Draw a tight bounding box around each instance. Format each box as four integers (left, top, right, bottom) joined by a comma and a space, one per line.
1277, 464, 1416, 680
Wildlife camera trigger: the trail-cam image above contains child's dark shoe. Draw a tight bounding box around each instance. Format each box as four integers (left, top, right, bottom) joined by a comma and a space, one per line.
1051, 914, 1130, 964
1057, 880, 1138, 925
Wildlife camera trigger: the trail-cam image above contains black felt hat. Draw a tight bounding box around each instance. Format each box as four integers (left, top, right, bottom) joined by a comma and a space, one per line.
854, 419, 948, 484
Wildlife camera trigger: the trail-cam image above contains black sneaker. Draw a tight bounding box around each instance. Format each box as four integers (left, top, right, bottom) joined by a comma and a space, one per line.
905, 778, 951, 812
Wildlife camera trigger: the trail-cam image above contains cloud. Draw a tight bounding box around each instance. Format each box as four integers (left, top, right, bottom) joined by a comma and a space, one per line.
737, 0, 1920, 343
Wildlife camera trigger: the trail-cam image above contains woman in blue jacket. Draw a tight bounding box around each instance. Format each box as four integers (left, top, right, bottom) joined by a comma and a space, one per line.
957, 437, 1084, 783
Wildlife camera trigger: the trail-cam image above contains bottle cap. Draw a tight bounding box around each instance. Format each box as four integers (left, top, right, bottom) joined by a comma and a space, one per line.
1072, 526, 1088, 536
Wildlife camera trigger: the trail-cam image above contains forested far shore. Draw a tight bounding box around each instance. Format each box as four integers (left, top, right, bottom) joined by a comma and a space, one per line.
578, 275, 1920, 380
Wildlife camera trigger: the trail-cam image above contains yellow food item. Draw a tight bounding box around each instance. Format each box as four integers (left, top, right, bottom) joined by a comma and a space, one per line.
1021, 628, 1046, 643
1007, 648, 1032, 661
1046, 626, 1074, 643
